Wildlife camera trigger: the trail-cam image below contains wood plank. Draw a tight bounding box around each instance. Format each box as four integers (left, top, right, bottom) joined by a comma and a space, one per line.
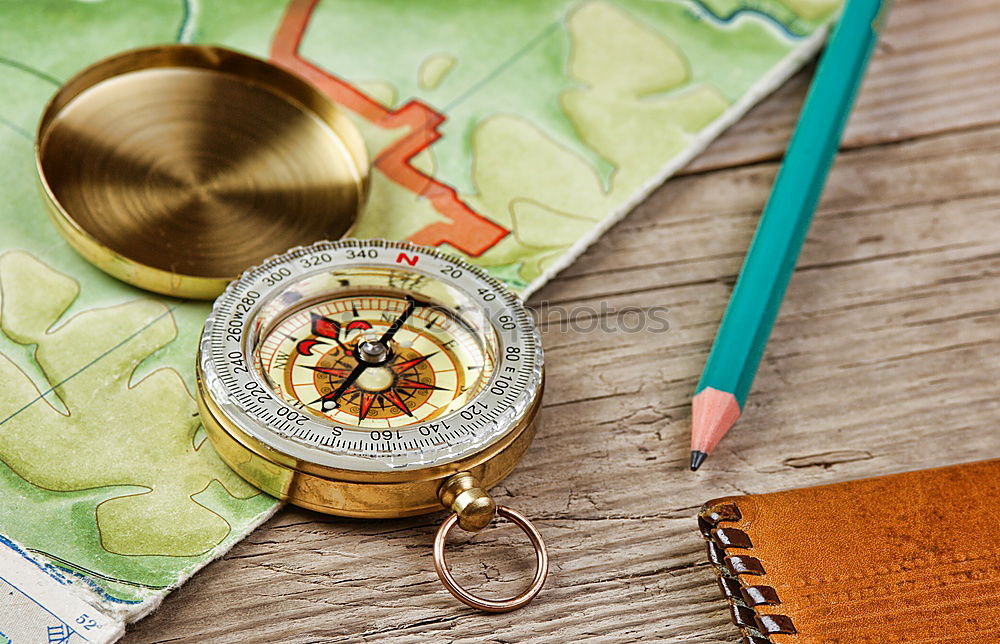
126, 115, 1000, 642
686, 0, 1000, 173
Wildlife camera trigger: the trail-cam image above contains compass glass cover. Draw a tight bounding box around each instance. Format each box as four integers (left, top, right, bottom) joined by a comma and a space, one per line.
253, 270, 497, 428
200, 241, 541, 473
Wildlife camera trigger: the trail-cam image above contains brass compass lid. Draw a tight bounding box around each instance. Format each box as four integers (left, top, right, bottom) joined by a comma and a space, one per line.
36, 45, 370, 299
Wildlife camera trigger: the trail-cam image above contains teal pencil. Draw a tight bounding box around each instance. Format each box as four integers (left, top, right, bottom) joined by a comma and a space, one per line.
690, 0, 889, 471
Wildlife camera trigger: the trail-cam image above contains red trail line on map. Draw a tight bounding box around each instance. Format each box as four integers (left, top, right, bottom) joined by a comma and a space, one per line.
271, 0, 509, 257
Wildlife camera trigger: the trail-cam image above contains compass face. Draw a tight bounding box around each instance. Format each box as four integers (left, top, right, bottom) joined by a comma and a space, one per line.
255, 295, 495, 428
198, 240, 543, 473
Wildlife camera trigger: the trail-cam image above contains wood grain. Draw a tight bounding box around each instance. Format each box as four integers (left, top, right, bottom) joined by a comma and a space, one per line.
126, 1, 1000, 641
687, 0, 1000, 173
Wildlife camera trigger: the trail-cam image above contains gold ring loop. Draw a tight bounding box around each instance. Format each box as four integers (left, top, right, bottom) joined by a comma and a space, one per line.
433, 505, 548, 613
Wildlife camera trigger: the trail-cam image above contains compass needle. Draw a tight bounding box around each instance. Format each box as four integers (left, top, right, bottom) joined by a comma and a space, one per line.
322, 361, 367, 406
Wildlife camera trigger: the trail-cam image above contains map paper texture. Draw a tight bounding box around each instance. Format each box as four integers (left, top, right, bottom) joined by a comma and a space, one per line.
0, 0, 838, 631
0, 536, 123, 644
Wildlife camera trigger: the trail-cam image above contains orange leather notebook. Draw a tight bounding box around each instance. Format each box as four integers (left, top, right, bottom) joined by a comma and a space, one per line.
699, 459, 1000, 643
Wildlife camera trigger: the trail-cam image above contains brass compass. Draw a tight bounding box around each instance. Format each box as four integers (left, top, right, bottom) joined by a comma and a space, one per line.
197, 239, 547, 611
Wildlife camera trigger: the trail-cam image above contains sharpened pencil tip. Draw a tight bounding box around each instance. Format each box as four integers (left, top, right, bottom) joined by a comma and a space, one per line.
690, 450, 707, 471
691, 388, 741, 463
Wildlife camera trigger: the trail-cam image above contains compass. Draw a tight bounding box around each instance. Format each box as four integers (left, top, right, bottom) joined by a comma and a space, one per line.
196, 239, 546, 611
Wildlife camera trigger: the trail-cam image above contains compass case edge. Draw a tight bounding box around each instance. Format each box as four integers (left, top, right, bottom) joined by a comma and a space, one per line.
197, 367, 543, 518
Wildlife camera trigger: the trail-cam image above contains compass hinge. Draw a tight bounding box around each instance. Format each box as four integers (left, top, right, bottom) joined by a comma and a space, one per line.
438, 472, 497, 532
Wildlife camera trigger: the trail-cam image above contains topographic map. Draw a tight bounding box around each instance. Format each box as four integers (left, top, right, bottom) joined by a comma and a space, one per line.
0, 0, 838, 630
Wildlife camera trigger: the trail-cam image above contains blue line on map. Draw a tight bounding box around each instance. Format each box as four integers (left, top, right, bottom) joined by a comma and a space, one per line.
3, 480, 145, 605
35, 549, 168, 593
686, 0, 806, 39
176, 0, 199, 43
0, 575, 87, 642
0, 535, 70, 587
443, 17, 564, 113
35, 557, 144, 605
0, 55, 61, 86
0, 303, 184, 429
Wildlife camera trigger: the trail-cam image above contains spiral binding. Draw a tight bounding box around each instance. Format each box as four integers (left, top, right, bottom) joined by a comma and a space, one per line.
698, 501, 797, 643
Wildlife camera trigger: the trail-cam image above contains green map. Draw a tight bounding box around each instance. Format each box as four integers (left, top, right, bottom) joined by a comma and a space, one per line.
0, 0, 838, 621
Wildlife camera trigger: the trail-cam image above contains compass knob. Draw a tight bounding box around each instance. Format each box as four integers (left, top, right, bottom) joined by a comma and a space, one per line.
439, 472, 497, 532
357, 339, 389, 364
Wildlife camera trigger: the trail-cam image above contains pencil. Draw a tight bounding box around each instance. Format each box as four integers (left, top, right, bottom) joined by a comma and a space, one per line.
690, 0, 889, 471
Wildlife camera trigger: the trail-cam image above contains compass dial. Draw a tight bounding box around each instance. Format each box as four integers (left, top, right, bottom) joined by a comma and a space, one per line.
198, 240, 543, 475
256, 295, 496, 428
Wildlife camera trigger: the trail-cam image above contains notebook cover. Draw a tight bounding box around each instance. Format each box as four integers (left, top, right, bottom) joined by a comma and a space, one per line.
698, 459, 1000, 643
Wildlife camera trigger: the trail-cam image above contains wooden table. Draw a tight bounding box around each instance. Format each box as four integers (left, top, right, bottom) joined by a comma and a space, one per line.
127, 1, 1000, 640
